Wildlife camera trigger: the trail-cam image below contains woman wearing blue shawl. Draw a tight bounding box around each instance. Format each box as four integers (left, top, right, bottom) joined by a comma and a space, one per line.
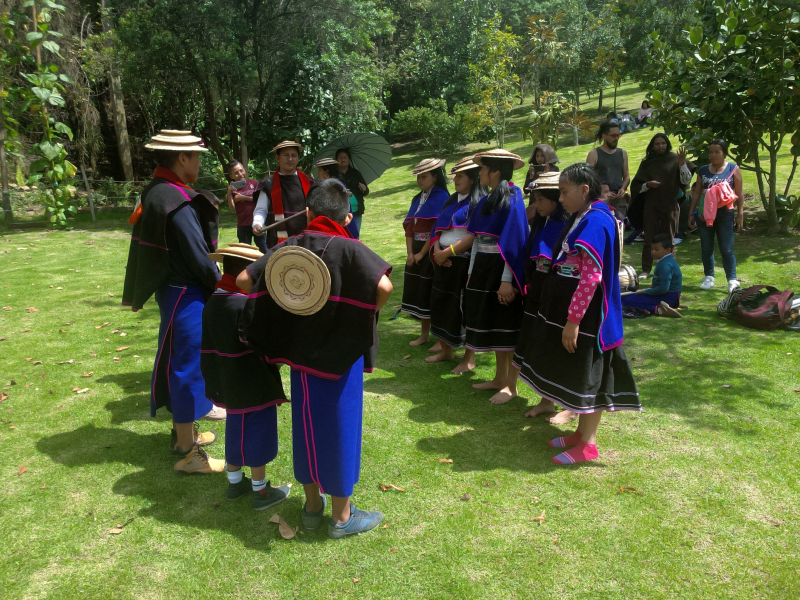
427, 156, 487, 374
461, 149, 529, 405
511, 171, 571, 421
402, 158, 450, 346
523, 163, 640, 465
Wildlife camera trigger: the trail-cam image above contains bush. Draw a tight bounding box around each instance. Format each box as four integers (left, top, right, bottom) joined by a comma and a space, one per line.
392, 99, 489, 154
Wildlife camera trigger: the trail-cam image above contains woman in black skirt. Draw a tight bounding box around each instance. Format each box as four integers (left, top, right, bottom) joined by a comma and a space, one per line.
521, 163, 640, 464
427, 157, 487, 374
401, 158, 450, 346
462, 149, 529, 404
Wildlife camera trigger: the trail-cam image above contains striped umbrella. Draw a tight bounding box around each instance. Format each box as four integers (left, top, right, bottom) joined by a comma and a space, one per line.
314, 133, 391, 185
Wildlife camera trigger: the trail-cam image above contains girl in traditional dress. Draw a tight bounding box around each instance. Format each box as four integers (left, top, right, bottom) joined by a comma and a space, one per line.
512, 171, 573, 422
523, 163, 640, 464
462, 149, 529, 404
427, 157, 487, 373
402, 159, 449, 347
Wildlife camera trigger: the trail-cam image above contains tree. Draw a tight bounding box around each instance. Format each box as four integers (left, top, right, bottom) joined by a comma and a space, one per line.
646, 0, 800, 233
522, 14, 563, 108
470, 18, 521, 148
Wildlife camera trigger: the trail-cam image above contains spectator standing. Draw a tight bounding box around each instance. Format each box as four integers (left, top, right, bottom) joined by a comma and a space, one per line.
336, 148, 370, 239
225, 160, 266, 253
587, 120, 630, 218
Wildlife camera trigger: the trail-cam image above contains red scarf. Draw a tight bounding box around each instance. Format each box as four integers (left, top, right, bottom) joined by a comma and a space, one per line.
215, 273, 245, 294
271, 171, 312, 243
129, 168, 191, 225
305, 215, 352, 238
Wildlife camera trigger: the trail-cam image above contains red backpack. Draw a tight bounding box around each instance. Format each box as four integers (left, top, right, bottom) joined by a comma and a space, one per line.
734, 285, 795, 330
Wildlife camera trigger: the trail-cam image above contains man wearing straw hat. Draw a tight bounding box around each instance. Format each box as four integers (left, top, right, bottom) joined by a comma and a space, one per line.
252, 141, 314, 248
122, 130, 225, 475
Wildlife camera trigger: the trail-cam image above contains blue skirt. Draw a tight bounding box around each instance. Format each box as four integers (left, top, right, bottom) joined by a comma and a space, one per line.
225, 407, 278, 467
152, 284, 212, 423
290, 357, 364, 497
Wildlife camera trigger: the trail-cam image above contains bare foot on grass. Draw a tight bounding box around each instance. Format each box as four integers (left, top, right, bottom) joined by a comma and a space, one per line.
451, 355, 476, 375
489, 387, 516, 404
409, 336, 430, 347
473, 379, 503, 391
428, 340, 442, 352
525, 399, 556, 418
425, 349, 455, 363
545, 410, 577, 424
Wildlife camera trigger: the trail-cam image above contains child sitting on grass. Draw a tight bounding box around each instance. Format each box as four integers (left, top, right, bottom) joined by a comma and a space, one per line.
621, 233, 682, 317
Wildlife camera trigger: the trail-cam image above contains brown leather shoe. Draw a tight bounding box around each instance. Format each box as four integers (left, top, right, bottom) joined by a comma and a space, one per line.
174, 445, 226, 475
170, 425, 217, 455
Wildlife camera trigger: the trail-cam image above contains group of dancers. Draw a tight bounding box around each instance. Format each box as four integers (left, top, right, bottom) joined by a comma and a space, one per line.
400, 149, 640, 465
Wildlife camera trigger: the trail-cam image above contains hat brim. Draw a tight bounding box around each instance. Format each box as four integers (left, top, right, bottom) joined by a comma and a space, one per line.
411, 158, 446, 176
208, 247, 263, 262
145, 143, 208, 152
474, 154, 524, 171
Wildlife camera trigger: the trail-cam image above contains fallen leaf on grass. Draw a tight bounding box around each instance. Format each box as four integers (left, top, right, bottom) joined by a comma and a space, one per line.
95, 322, 110, 329
21, 328, 30, 332
390, 548, 397, 552
108, 293, 115, 298
110, 329, 120, 334
107, 517, 135, 535
9, 425, 16, 430
81, 372, 93, 377
113, 357, 120, 362
18, 466, 27, 475
794, 389, 800, 393
0, 337, 6, 341
116, 346, 130, 352
25, 358, 32, 362
119, 332, 127, 337
55, 287, 62, 291
722, 384, 731, 389
402, 354, 411, 360
56, 359, 74, 364
269, 514, 281, 524
687, 319, 697, 323
461, 493, 471, 501
379, 483, 406, 492
26, 307, 38, 312
59, 329, 67, 333
0, 392, 8, 403
3, 307, 11, 311
438, 458, 453, 464
531, 509, 546, 524
32, 361, 42, 366
352, 578, 360, 583
617, 486, 642, 495
268, 514, 297, 539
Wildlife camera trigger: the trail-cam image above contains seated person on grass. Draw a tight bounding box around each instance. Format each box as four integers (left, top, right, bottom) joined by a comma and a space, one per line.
621, 233, 682, 317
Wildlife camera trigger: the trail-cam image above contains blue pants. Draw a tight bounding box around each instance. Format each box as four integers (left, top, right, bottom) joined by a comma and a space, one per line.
622, 291, 680, 314
697, 208, 737, 279
225, 408, 278, 467
347, 215, 362, 239
290, 357, 364, 498
237, 225, 267, 253
152, 285, 212, 423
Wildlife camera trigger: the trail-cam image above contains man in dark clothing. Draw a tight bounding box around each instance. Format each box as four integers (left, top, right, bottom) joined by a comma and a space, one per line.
122, 129, 224, 475
336, 148, 369, 238
252, 141, 314, 248
587, 120, 630, 217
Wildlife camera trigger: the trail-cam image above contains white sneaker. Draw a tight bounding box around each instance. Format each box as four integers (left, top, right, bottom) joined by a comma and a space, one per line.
699, 276, 715, 291
673, 237, 683, 245
728, 279, 740, 293
202, 406, 227, 421
639, 272, 650, 280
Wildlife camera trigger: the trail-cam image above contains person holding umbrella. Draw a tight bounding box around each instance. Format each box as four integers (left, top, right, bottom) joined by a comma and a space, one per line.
336, 148, 369, 239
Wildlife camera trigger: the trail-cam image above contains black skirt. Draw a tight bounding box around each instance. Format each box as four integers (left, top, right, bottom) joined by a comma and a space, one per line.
401, 239, 435, 319
516, 272, 640, 413
464, 252, 523, 352
512, 267, 548, 368
430, 254, 470, 347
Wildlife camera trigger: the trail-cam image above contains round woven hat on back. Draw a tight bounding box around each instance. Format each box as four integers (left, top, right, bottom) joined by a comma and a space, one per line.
145, 130, 208, 152
207, 245, 263, 263
528, 170, 561, 190
265, 246, 331, 316
411, 158, 446, 176
450, 156, 480, 174
474, 149, 524, 171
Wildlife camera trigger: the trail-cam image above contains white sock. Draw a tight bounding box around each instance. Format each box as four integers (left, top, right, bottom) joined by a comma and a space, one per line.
227, 469, 243, 484
252, 478, 266, 492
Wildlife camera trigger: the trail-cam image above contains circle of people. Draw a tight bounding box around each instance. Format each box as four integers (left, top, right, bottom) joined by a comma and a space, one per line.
123, 123, 744, 540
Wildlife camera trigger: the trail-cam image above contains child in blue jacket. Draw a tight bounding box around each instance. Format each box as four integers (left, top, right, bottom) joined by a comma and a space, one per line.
622, 233, 682, 317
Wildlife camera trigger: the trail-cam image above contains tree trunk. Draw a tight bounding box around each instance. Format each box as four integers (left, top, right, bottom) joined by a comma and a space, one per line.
767, 146, 779, 232
228, 95, 239, 160
613, 84, 617, 114
101, 0, 134, 182
751, 146, 778, 233
0, 77, 11, 225
239, 90, 248, 171
199, 82, 230, 167
597, 88, 603, 113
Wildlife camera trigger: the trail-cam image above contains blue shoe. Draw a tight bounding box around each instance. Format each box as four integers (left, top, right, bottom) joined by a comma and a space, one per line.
328, 503, 384, 539
302, 495, 327, 530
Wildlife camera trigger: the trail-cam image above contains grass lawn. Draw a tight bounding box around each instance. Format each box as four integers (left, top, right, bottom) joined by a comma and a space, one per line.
2, 81, 800, 599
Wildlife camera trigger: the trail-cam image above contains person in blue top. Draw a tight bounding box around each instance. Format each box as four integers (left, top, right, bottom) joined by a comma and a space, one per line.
621, 233, 683, 317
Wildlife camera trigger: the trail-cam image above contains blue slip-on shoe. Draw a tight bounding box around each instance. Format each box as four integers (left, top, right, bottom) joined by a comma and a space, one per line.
302, 494, 327, 530
328, 503, 384, 539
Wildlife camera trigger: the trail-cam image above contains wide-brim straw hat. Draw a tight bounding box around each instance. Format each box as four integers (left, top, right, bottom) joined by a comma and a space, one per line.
474, 149, 524, 171
411, 158, 446, 176
527, 170, 561, 190
208, 244, 263, 263
314, 157, 338, 168
271, 140, 305, 154
450, 156, 481, 174
145, 130, 208, 152
264, 246, 331, 316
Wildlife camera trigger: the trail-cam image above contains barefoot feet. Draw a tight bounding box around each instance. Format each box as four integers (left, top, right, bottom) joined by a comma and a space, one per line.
425, 349, 455, 363
545, 410, 577, 425
489, 387, 517, 404
472, 379, 503, 391
428, 340, 442, 352
451, 355, 476, 375
409, 335, 430, 347
525, 399, 556, 418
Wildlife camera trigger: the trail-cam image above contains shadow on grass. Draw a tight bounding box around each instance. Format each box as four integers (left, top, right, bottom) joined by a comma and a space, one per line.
36, 424, 333, 549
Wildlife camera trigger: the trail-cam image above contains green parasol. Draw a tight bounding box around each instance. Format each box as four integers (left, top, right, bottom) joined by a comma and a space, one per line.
314, 133, 392, 185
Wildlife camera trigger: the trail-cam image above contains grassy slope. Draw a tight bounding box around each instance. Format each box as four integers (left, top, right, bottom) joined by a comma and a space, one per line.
1, 81, 799, 599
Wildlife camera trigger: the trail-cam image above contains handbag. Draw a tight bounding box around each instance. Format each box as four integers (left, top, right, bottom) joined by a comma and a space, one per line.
734, 285, 795, 331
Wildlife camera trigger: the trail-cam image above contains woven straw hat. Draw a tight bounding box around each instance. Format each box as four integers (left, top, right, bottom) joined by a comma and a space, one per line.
474, 149, 524, 171
314, 157, 338, 168
450, 156, 480, 174
264, 246, 331, 316
411, 158, 446, 176
145, 130, 208, 152
271, 140, 304, 154
207, 244, 263, 263
528, 170, 561, 190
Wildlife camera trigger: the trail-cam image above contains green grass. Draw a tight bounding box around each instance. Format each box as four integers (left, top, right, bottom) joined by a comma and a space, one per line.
2, 80, 800, 599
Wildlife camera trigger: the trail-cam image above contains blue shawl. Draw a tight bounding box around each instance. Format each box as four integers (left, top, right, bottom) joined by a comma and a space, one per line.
553, 201, 623, 351
403, 186, 449, 228
529, 216, 567, 262
430, 193, 473, 249
466, 184, 529, 289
